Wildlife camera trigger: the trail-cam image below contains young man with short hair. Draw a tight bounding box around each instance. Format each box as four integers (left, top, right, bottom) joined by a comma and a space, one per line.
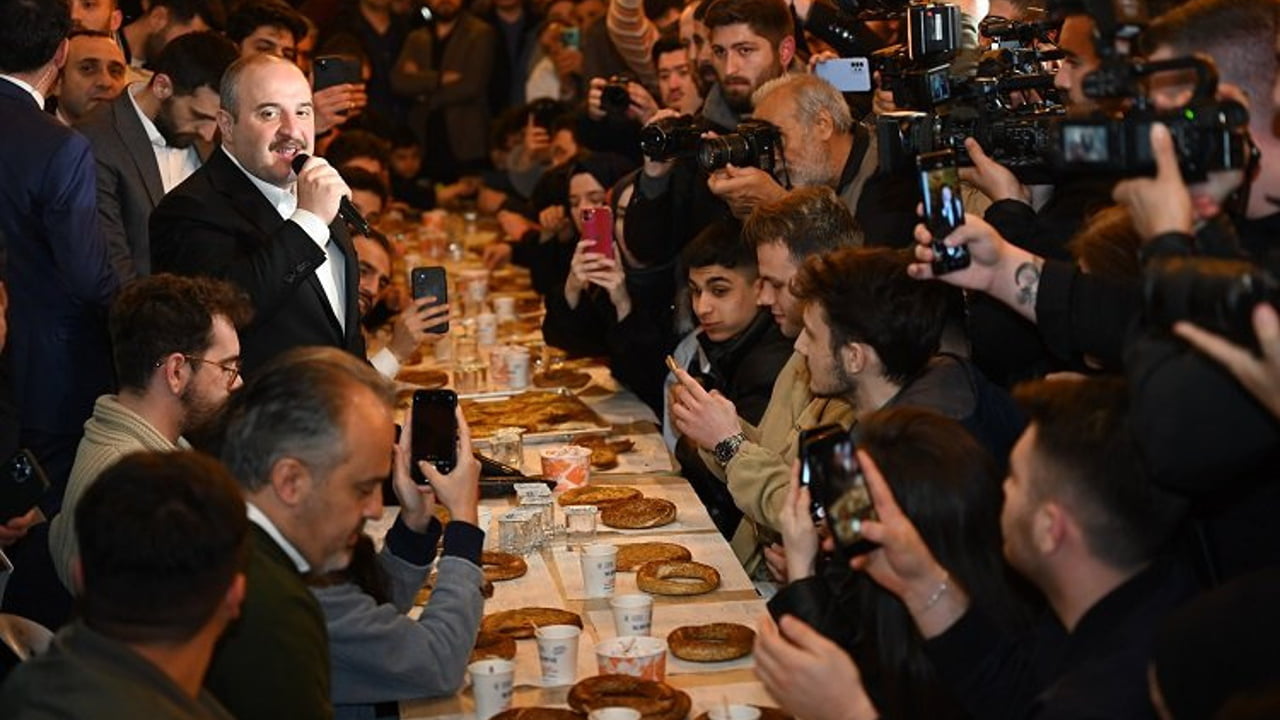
226, 0, 308, 62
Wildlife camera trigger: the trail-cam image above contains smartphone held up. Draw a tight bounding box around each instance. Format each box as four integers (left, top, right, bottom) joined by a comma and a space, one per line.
917, 149, 971, 276
581, 207, 614, 259
798, 424, 878, 560
410, 389, 459, 483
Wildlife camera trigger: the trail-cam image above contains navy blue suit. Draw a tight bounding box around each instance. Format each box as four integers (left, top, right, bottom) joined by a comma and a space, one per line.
0, 78, 118, 493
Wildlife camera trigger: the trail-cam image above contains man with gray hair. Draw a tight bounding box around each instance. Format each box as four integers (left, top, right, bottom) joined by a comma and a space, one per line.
709, 73, 916, 245
149, 52, 363, 377
203, 346, 482, 720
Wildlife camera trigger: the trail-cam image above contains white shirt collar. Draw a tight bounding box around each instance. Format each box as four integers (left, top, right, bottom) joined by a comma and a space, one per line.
0, 74, 45, 109
220, 145, 297, 218
246, 502, 311, 573
128, 82, 167, 148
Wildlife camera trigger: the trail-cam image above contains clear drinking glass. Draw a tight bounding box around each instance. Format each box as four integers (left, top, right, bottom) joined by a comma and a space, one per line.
564, 505, 599, 550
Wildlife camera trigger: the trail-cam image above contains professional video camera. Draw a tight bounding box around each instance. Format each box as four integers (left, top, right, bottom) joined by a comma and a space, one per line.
639, 114, 705, 162
697, 120, 781, 174
872, 2, 962, 109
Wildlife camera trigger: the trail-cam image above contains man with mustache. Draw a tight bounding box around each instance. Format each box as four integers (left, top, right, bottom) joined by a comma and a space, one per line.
150, 53, 365, 377
52, 29, 127, 126
78, 30, 237, 281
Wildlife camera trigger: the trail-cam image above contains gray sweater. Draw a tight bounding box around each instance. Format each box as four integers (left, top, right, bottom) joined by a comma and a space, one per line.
312, 518, 486, 720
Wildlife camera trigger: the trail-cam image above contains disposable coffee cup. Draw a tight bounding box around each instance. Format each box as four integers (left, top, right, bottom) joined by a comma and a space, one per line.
581, 543, 618, 598
494, 296, 517, 322
589, 709, 643, 720
609, 593, 654, 636
467, 659, 514, 720
535, 624, 582, 686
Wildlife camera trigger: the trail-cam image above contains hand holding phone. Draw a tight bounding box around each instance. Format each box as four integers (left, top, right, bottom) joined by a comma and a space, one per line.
917, 149, 971, 276
798, 426, 877, 560
313, 55, 363, 92
0, 450, 48, 524
581, 207, 614, 259
410, 266, 449, 334
814, 57, 873, 92
411, 389, 459, 482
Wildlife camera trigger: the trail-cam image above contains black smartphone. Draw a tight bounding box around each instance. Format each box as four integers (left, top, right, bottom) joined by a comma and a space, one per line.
799, 428, 878, 560
313, 55, 363, 92
0, 449, 48, 523
411, 389, 459, 482
798, 424, 848, 523
410, 266, 449, 334
917, 149, 971, 276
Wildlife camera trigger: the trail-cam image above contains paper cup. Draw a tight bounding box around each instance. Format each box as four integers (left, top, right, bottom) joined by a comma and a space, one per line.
494, 295, 517, 322
708, 707, 762, 720
581, 543, 617, 598
535, 624, 582, 686
540, 446, 592, 490
595, 636, 667, 681
589, 709, 643, 720
609, 594, 654, 636
468, 659, 514, 720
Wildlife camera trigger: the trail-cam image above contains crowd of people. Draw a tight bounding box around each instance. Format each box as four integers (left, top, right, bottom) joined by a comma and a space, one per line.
0, 0, 1278, 717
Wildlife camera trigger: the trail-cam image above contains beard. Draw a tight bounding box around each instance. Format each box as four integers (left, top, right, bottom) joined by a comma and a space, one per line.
178, 381, 225, 441
155, 99, 197, 149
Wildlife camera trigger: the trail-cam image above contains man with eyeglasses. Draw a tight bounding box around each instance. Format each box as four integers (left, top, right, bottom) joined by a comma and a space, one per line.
48, 273, 252, 600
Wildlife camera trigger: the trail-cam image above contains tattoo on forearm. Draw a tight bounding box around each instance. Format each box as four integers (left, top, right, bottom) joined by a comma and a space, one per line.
1014, 261, 1041, 307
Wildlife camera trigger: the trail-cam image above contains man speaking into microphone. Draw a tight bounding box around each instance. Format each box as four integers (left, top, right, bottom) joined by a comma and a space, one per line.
151, 53, 366, 376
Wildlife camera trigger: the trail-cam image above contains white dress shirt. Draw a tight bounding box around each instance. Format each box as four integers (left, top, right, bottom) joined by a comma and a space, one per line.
222, 147, 347, 329
247, 502, 310, 573
128, 83, 200, 192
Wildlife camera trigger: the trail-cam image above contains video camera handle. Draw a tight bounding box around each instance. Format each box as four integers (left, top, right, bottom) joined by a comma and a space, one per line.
1083, 52, 1221, 103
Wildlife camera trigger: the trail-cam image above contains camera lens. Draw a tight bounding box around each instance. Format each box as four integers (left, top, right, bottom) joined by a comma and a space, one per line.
697, 134, 752, 172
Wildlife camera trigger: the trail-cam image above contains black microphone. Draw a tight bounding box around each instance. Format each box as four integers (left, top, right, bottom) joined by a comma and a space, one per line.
290, 153, 374, 237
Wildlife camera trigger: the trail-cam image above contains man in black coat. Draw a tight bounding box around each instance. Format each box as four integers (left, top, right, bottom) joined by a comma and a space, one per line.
150, 53, 365, 376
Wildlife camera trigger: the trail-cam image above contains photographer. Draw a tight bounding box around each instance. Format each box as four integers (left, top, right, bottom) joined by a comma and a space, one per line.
769, 377, 1191, 720
763, 407, 1027, 720
624, 0, 799, 267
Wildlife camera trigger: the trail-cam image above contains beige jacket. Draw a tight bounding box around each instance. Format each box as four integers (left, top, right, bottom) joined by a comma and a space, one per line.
49, 395, 187, 591
700, 352, 855, 574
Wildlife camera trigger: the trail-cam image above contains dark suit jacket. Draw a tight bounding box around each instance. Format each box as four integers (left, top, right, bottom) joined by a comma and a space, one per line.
148, 148, 366, 376
391, 13, 497, 167
205, 526, 332, 720
0, 79, 118, 437
76, 90, 168, 281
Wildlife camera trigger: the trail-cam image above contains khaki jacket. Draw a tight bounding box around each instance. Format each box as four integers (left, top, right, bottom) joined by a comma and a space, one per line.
700, 352, 855, 574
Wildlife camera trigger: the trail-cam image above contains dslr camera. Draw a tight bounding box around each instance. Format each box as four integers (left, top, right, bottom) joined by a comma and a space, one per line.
697, 120, 782, 174
639, 114, 704, 161
601, 75, 632, 114
1145, 257, 1280, 352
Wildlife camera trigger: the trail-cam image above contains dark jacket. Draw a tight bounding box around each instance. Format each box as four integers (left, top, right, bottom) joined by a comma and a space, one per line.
391, 13, 497, 170
0, 622, 234, 720
76, 89, 169, 280
149, 148, 366, 377
205, 525, 332, 720
924, 559, 1197, 720
0, 79, 118, 440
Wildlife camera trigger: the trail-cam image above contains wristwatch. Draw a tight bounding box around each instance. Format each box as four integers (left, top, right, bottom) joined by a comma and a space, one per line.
712, 432, 747, 467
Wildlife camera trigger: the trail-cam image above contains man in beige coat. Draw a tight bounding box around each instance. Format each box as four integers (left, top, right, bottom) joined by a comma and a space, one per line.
670, 186, 858, 575
50, 274, 251, 592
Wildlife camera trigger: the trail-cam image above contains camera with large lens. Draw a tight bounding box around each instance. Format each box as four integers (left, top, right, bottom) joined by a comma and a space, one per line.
601, 75, 632, 114
1053, 54, 1252, 181
639, 114, 704, 161
697, 120, 781, 173
872, 2, 960, 110
1145, 257, 1280, 351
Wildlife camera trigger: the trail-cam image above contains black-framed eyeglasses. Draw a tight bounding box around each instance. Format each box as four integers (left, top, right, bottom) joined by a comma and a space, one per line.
181, 354, 242, 389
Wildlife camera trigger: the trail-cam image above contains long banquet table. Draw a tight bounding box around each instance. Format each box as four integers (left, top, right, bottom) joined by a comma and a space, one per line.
369, 222, 781, 719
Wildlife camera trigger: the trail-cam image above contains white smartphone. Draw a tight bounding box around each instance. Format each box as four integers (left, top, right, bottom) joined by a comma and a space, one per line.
814, 57, 873, 93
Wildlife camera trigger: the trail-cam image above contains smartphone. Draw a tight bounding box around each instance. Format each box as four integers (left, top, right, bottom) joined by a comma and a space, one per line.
798, 424, 847, 524
410, 266, 449, 334
411, 389, 459, 481
0, 449, 48, 523
581, 207, 613, 259
814, 57, 873, 93
917, 149, 971, 276
313, 55, 363, 92
798, 427, 878, 559
560, 25, 581, 51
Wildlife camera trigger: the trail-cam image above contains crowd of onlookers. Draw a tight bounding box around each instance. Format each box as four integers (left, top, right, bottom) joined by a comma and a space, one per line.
0, 0, 1279, 717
